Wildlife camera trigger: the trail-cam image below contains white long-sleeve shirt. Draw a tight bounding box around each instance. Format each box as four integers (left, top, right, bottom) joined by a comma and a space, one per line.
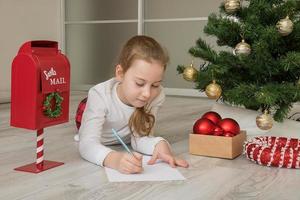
78, 78, 166, 166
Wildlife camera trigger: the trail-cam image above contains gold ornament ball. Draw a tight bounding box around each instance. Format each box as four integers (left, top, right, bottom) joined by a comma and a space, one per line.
234, 39, 251, 56
256, 111, 273, 130
224, 0, 241, 14
205, 80, 222, 99
183, 64, 198, 82
276, 16, 294, 36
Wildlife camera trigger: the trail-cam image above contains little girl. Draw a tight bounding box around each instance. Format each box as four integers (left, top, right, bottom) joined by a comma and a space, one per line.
78, 35, 189, 174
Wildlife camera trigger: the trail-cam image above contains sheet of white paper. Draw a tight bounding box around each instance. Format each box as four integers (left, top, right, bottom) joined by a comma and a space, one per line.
105, 155, 185, 182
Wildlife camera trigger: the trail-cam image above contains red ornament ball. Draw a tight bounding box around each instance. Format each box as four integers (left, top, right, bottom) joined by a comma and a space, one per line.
201, 111, 222, 124
193, 118, 216, 135
75, 97, 88, 130
213, 125, 223, 136
223, 131, 236, 137
218, 118, 240, 136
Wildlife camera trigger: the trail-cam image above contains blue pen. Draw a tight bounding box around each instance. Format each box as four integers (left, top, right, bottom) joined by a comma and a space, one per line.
111, 128, 135, 157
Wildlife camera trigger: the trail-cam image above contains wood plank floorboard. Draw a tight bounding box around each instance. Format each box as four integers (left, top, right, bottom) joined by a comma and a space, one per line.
1, 91, 300, 200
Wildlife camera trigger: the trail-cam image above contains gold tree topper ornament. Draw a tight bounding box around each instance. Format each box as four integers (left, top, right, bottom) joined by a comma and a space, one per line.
256, 110, 273, 130
205, 80, 222, 99
276, 16, 294, 36
234, 39, 251, 56
224, 0, 241, 14
183, 62, 198, 82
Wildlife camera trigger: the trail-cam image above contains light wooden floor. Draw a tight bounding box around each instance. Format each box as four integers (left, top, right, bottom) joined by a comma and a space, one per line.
1, 91, 300, 200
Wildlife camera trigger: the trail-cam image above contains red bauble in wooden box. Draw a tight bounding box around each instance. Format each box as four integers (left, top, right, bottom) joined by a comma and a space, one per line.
193, 118, 216, 135
201, 111, 222, 124
218, 118, 240, 136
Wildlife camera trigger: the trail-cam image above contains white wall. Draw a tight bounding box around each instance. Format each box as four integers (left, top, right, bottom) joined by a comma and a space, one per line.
65, 0, 224, 97
0, 0, 62, 102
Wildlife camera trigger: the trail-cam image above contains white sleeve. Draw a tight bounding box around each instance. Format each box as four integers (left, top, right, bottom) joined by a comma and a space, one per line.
78, 88, 113, 166
130, 88, 168, 155
131, 136, 166, 155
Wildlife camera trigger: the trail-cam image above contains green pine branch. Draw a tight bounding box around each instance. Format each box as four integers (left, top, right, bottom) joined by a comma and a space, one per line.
189, 38, 218, 63
181, 0, 300, 122
204, 13, 241, 47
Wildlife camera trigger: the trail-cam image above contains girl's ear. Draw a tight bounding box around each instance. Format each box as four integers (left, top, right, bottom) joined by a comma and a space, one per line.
115, 64, 124, 81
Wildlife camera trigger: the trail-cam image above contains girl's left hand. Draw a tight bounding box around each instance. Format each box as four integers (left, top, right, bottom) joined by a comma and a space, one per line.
147, 140, 189, 168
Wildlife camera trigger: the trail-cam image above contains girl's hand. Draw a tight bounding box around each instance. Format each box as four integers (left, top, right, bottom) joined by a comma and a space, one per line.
148, 140, 189, 168
104, 151, 143, 174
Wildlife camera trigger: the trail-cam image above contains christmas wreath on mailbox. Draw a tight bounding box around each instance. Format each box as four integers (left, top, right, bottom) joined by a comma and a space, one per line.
43, 92, 63, 118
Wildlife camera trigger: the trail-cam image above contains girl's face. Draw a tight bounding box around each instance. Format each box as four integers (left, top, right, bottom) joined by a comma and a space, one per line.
116, 59, 165, 108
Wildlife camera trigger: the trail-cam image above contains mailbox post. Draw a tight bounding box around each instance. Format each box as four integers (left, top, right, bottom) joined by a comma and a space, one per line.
11, 41, 70, 173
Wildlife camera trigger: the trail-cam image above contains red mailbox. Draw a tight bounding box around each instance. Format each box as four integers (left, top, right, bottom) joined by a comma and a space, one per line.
10, 41, 70, 173
11, 40, 70, 129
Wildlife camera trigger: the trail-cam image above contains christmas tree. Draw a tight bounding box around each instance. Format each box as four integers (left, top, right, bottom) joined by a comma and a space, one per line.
178, 0, 300, 129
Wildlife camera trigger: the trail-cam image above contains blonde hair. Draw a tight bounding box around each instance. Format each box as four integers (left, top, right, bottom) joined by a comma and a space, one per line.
118, 35, 169, 136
